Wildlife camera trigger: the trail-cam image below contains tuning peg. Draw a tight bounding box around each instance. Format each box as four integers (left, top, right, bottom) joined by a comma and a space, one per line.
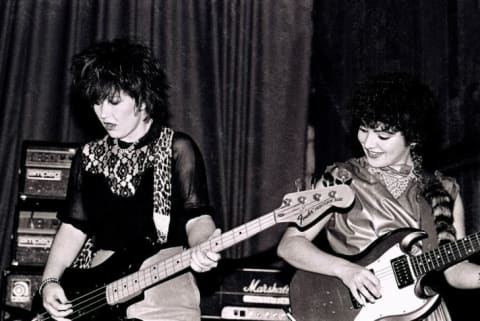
335, 168, 352, 185
282, 198, 292, 206
294, 178, 303, 192
295, 177, 316, 191
313, 193, 321, 201
309, 176, 317, 189
298, 196, 306, 204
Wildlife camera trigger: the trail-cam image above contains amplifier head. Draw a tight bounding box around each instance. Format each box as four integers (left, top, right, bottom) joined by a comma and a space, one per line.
12, 211, 60, 266
201, 267, 292, 321
19, 141, 78, 200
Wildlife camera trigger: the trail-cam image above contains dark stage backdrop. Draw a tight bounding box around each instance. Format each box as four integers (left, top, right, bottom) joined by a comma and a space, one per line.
0, 0, 313, 273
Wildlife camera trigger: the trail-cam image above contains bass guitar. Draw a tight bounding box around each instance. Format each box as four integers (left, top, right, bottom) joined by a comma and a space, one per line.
32, 184, 354, 321
289, 227, 480, 321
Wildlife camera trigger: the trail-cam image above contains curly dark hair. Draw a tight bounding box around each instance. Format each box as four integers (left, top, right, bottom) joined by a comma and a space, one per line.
351, 72, 436, 149
71, 38, 169, 123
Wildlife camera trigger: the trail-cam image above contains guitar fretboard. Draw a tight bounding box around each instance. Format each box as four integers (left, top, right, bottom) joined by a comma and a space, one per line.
411, 231, 480, 276
105, 211, 278, 303
101, 186, 353, 305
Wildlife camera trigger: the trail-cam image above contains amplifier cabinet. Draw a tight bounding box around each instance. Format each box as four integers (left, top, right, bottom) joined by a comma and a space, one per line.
1, 309, 34, 321
19, 142, 78, 200
12, 210, 60, 266
2, 267, 42, 312
201, 268, 291, 321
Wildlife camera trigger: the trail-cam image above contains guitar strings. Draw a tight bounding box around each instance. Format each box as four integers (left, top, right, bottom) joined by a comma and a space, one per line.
34, 196, 323, 320
350, 240, 480, 290
35, 245, 201, 320
371, 236, 480, 282
34, 285, 108, 321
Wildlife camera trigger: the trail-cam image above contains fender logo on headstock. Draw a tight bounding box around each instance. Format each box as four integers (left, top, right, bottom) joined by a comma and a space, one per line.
297, 190, 340, 227
274, 185, 354, 227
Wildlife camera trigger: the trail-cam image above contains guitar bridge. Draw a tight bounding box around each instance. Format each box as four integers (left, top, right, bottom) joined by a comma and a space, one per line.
391, 255, 414, 288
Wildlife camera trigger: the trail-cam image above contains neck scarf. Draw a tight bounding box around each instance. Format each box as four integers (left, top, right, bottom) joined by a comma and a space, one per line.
367, 165, 416, 199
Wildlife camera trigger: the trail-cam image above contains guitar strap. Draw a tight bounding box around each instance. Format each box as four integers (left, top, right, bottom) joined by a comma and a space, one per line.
419, 171, 457, 248
396, 170, 456, 252
416, 171, 457, 294
416, 190, 438, 252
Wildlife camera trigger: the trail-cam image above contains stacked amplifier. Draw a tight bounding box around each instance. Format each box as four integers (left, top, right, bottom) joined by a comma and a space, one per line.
200, 265, 293, 321
2, 141, 78, 320
13, 142, 78, 266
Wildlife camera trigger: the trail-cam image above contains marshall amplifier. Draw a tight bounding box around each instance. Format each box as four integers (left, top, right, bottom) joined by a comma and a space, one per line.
19, 141, 78, 200
201, 267, 292, 321
12, 210, 60, 266
1, 267, 42, 312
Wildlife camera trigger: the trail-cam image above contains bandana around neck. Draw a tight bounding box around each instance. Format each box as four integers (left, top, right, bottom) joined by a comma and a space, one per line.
367, 165, 416, 199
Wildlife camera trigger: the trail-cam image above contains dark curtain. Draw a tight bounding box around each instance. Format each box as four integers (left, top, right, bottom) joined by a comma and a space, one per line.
0, 0, 313, 274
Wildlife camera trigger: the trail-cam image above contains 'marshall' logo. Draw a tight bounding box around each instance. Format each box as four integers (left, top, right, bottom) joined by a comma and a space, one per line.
243, 279, 289, 295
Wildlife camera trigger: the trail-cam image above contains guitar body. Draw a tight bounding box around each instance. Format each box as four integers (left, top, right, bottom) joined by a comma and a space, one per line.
32, 241, 160, 321
290, 228, 440, 321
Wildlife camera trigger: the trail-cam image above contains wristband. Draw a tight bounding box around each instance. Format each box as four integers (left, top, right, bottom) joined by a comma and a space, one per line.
38, 278, 60, 296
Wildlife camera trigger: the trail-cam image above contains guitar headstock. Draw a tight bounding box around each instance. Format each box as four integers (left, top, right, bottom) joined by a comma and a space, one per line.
274, 184, 354, 228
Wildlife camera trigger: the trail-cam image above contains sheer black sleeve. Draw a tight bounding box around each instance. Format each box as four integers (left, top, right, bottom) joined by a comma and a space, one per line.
171, 132, 212, 219
57, 147, 92, 234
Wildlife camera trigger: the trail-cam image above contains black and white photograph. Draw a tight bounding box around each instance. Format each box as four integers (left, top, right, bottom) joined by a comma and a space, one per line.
0, 1, 479, 321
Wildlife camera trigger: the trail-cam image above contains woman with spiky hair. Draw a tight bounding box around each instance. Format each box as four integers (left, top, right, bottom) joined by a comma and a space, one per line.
278, 73, 480, 321
38, 39, 220, 321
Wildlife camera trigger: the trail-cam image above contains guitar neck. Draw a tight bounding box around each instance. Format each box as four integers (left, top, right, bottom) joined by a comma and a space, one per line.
412, 231, 480, 276
104, 185, 355, 304
106, 211, 278, 302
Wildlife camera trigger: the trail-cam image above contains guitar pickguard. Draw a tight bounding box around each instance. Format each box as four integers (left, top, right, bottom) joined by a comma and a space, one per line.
290, 229, 440, 321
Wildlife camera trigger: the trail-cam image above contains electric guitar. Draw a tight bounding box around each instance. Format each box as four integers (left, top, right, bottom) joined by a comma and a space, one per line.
32, 185, 354, 321
289, 227, 480, 321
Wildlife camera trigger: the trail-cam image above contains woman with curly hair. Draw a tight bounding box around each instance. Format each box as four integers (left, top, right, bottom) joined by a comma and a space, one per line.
38, 39, 220, 321
278, 72, 480, 321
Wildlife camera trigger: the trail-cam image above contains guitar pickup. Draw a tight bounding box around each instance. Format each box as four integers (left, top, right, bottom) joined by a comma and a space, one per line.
391, 255, 414, 288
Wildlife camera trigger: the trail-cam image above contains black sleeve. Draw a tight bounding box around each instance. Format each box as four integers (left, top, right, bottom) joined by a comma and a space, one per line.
57, 147, 91, 234
172, 132, 213, 219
